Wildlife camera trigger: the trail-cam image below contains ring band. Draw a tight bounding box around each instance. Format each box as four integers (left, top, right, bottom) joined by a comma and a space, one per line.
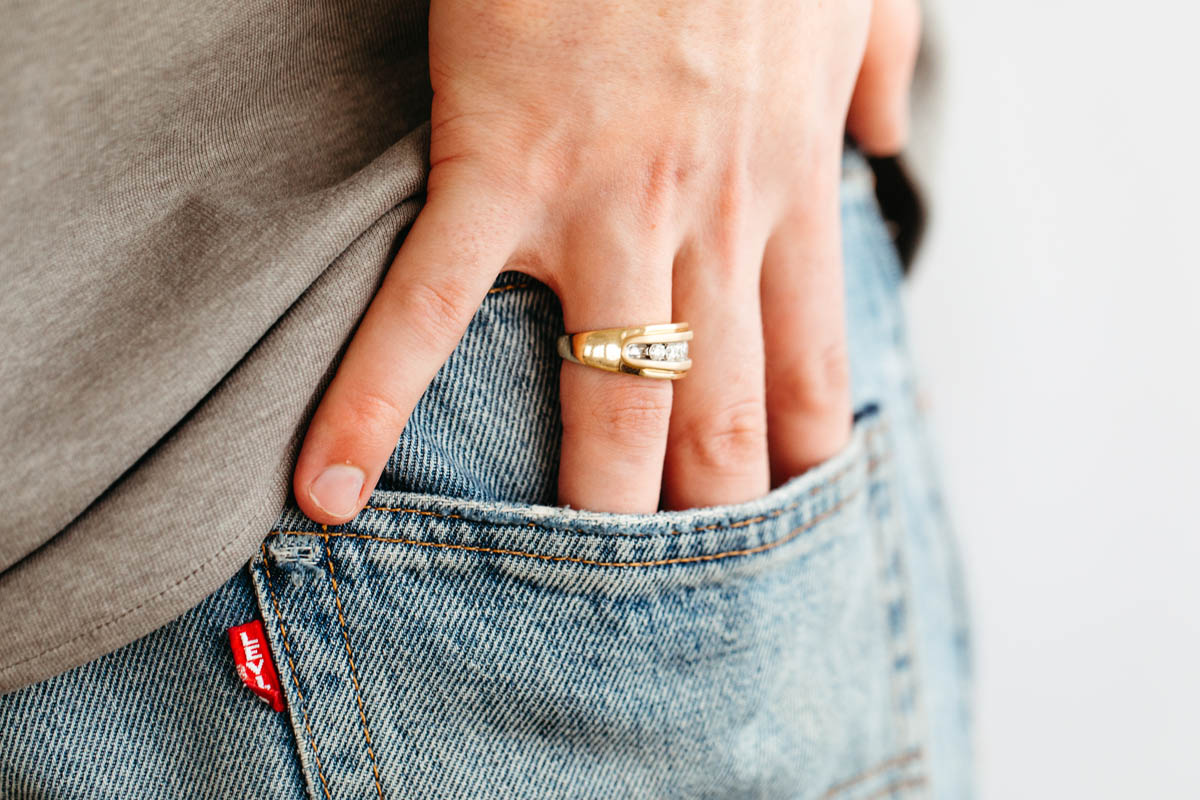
556, 322, 693, 380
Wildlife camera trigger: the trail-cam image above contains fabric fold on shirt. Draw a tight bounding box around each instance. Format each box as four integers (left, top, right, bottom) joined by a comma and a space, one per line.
0, 0, 435, 694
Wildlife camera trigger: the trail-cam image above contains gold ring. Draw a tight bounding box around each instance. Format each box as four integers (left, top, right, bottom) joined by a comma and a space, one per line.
556, 322, 692, 380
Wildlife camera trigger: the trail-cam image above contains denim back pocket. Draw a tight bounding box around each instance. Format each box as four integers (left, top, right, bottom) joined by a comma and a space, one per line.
250, 406, 927, 800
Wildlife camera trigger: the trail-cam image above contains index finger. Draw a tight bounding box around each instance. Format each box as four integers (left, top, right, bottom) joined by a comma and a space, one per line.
293, 183, 522, 524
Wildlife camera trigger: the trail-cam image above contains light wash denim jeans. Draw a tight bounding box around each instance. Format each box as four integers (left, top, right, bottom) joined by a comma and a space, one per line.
0, 149, 972, 799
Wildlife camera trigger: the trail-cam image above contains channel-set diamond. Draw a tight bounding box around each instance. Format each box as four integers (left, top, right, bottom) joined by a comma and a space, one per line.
624, 341, 689, 362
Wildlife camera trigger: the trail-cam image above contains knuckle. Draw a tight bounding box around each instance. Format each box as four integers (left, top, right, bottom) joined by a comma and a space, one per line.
716, 156, 751, 215
675, 398, 768, 472
331, 384, 410, 442
708, 170, 755, 270
629, 144, 699, 232
394, 278, 479, 341
879, 124, 908, 154
570, 382, 673, 448
861, 116, 907, 155
771, 340, 852, 417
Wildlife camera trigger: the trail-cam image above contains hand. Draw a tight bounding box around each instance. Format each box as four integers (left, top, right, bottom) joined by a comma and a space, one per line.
292, 0, 921, 522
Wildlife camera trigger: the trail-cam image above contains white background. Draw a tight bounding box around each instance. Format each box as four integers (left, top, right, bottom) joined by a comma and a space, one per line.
905, 1, 1200, 797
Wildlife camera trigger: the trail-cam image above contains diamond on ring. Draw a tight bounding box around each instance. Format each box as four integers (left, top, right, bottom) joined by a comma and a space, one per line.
624, 340, 689, 362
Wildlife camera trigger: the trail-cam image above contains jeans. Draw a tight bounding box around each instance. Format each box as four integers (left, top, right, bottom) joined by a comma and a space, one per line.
0, 150, 973, 799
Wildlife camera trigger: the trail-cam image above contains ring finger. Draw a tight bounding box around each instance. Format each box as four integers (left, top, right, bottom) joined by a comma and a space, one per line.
556, 224, 675, 514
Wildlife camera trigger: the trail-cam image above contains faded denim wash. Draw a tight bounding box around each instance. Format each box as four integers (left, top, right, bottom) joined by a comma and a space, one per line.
0, 149, 972, 799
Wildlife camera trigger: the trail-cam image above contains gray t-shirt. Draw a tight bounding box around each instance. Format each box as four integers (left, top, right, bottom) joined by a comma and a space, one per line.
0, 0, 433, 694
1, 1, 943, 695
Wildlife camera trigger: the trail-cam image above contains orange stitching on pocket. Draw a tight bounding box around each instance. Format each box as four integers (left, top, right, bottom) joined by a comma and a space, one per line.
261, 544, 333, 800
360, 454, 884, 539
820, 748, 923, 798
321, 531, 385, 800
275, 484, 861, 569
861, 776, 928, 800
486, 283, 528, 294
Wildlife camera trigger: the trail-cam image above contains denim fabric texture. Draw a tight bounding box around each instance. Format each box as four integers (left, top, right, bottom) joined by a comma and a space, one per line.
0, 149, 973, 799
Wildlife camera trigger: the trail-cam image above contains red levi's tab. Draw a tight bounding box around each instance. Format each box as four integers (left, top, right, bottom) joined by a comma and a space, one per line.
228, 620, 285, 712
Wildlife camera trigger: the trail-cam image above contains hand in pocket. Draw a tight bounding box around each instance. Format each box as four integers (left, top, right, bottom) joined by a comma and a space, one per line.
292, 0, 920, 524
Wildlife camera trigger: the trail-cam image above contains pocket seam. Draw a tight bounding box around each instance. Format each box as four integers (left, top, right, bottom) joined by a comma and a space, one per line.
359, 457, 857, 538
349, 422, 887, 541
320, 534, 385, 799
269, 455, 885, 569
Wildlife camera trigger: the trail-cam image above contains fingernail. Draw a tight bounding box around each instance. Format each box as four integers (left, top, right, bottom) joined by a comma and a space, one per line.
308, 464, 365, 518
